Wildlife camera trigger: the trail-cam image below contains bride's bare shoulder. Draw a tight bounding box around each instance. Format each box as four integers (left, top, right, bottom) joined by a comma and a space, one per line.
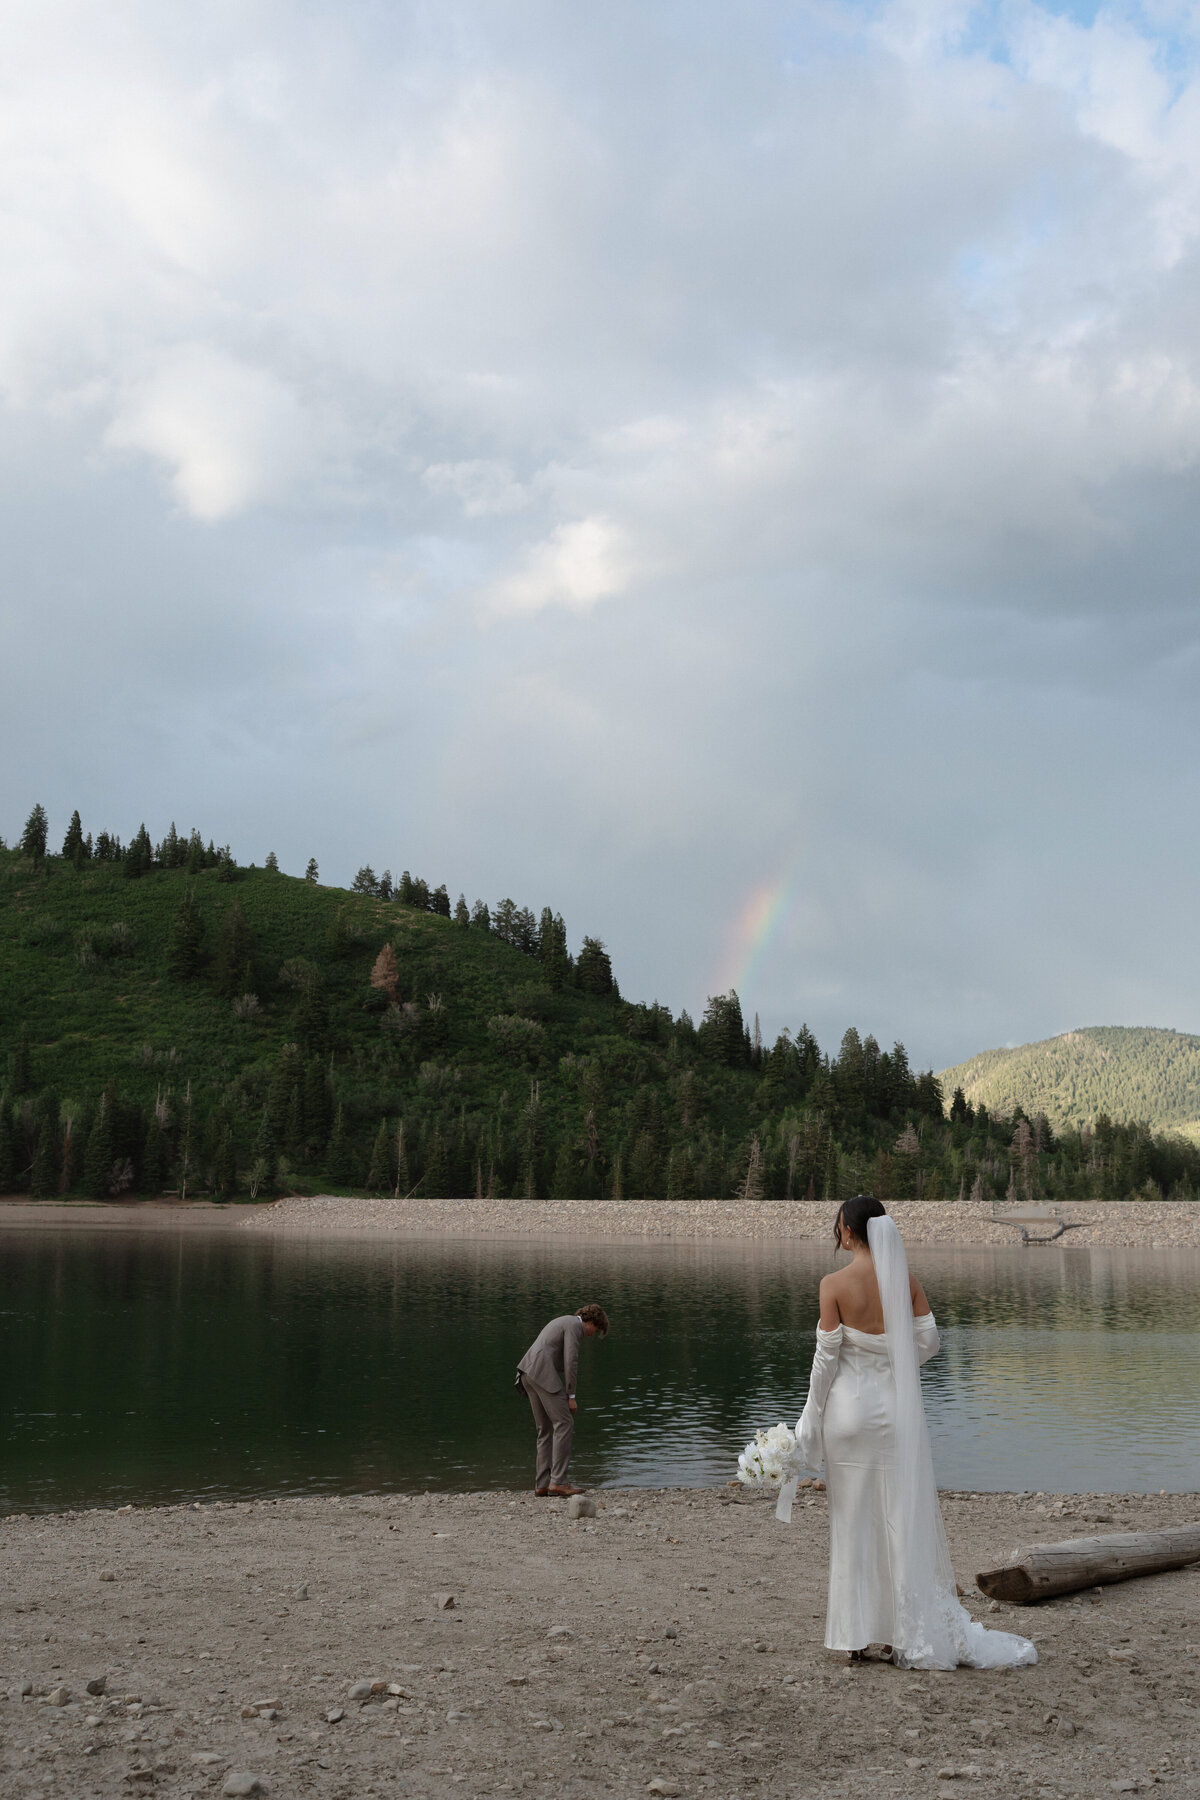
818, 1266, 849, 1328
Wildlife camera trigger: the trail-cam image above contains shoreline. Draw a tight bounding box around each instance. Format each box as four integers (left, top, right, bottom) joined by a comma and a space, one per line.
2, 1486, 1196, 1800
4, 1193, 1200, 1250
244, 1192, 1200, 1249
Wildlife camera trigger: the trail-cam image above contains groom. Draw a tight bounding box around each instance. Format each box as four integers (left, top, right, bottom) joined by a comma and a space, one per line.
516, 1304, 609, 1496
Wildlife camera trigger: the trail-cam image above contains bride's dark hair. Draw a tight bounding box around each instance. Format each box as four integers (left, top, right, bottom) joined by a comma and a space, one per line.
834, 1193, 886, 1249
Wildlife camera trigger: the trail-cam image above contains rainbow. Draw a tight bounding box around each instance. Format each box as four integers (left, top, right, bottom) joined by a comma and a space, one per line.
715, 864, 798, 1007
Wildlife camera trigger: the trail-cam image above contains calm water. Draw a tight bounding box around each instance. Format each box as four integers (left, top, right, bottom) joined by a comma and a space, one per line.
0, 1227, 1196, 1512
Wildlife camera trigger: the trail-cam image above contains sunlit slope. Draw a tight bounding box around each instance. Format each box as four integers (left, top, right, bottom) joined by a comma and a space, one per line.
938, 1026, 1200, 1135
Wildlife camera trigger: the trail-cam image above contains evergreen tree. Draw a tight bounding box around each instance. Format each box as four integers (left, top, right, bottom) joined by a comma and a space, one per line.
366, 1118, 392, 1193
186, 831, 204, 875
352, 865, 378, 894
61, 810, 87, 867
168, 891, 205, 981
214, 1123, 238, 1197
431, 883, 451, 918
265, 851, 279, 872
697, 991, 746, 1067
123, 823, 153, 879
11, 1024, 32, 1096
325, 1104, 355, 1184
216, 845, 238, 882
576, 936, 614, 996
143, 1110, 167, 1194
540, 910, 570, 991
471, 899, 490, 931
213, 899, 256, 998
20, 803, 48, 864
252, 1107, 277, 1191
0, 1090, 16, 1193
162, 821, 181, 867
550, 1137, 576, 1198
30, 1090, 60, 1198
303, 1058, 332, 1155
84, 1096, 115, 1199
305, 857, 319, 882
58, 1107, 80, 1193
454, 894, 470, 927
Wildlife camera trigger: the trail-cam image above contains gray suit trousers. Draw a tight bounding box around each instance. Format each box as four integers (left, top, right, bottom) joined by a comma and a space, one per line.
524, 1378, 574, 1489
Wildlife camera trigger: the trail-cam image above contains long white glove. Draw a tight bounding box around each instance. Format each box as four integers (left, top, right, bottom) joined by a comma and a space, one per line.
776, 1325, 843, 1523
914, 1312, 940, 1366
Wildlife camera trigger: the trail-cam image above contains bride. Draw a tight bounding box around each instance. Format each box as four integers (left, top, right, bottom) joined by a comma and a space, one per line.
786, 1194, 1037, 1671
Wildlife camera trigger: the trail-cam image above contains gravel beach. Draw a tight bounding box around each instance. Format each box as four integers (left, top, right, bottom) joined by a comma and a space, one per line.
3, 1486, 1197, 1800
245, 1194, 1200, 1250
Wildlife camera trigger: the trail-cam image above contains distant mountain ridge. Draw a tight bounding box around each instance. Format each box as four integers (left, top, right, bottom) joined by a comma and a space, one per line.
938, 1026, 1200, 1138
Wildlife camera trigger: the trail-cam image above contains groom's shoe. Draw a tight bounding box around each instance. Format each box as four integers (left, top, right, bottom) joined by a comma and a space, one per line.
534, 1487, 550, 1496
549, 1484, 584, 1497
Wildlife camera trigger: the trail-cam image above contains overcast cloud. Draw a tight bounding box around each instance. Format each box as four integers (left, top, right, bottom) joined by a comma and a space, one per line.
4, 0, 1200, 1068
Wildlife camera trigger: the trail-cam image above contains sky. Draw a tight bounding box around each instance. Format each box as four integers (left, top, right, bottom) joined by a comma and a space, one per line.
4, 0, 1200, 1071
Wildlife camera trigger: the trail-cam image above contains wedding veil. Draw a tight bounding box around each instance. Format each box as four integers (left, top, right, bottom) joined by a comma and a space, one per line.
868, 1212, 1037, 1669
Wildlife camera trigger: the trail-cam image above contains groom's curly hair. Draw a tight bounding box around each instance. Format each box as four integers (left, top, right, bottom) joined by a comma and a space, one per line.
577, 1303, 609, 1336
834, 1193, 887, 1249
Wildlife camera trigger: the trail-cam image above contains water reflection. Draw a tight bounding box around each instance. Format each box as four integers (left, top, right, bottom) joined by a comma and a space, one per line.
0, 1229, 1196, 1512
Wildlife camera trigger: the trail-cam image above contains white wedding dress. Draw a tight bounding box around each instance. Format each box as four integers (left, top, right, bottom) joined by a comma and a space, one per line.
780, 1215, 1037, 1671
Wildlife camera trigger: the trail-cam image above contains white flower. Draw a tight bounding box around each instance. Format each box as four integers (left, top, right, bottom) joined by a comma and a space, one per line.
735, 1422, 799, 1488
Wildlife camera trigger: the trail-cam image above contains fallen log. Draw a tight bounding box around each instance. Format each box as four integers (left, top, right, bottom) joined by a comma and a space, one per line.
978, 1522, 1200, 1604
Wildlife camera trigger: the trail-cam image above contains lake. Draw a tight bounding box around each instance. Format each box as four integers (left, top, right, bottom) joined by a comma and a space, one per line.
0, 1225, 1196, 1512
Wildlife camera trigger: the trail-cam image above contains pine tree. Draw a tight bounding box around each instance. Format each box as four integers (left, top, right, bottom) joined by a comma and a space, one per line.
84, 1097, 115, 1199
576, 936, 614, 995
470, 899, 490, 931
325, 1104, 355, 1184
305, 857, 319, 882
366, 1118, 392, 1193
0, 1090, 16, 1193
11, 1025, 32, 1096
303, 1058, 332, 1156
168, 891, 205, 981
431, 884, 451, 918
265, 851, 279, 872
20, 804, 48, 864
216, 845, 238, 882
736, 1134, 764, 1203
252, 1107, 277, 1192
61, 810, 86, 867
454, 894, 470, 927
186, 831, 204, 875
162, 821, 181, 867
143, 1110, 167, 1194
213, 899, 255, 997
123, 822, 153, 879
29, 1091, 60, 1198
58, 1107, 80, 1193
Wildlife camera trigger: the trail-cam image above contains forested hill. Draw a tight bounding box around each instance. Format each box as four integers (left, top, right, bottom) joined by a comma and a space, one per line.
938, 1027, 1200, 1138
3, 805, 1200, 1205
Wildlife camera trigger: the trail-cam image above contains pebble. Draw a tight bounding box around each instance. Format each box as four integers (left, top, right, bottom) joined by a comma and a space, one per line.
567, 1495, 598, 1519
86, 1676, 107, 1696
646, 1781, 682, 1797
324, 1707, 345, 1724
193, 1753, 225, 1766
99, 1570, 116, 1582
348, 1681, 374, 1701
434, 1592, 456, 1611
547, 1626, 573, 1640
222, 1775, 266, 1797
244, 1195, 1200, 1250
43, 1686, 71, 1707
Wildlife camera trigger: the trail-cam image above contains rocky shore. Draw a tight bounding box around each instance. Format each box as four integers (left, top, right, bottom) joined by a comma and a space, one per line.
245, 1194, 1200, 1250
2, 1486, 1196, 1800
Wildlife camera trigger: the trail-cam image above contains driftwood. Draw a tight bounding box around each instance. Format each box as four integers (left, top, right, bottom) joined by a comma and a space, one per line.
977, 1522, 1200, 1604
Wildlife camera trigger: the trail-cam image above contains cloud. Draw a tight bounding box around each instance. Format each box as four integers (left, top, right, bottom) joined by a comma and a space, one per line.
105, 345, 310, 520
481, 515, 639, 617
6, 0, 1200, 1063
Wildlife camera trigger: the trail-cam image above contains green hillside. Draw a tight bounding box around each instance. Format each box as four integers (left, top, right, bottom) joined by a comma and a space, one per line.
3, 807, 1200, 1205
938, 1027, 1200, 1139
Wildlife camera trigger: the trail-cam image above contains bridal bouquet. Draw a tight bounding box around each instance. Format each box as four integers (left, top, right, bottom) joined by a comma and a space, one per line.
736, 1422, 800, 1488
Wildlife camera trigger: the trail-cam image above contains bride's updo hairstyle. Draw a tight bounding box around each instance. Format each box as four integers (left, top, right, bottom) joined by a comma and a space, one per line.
834, 1193, 887, 1250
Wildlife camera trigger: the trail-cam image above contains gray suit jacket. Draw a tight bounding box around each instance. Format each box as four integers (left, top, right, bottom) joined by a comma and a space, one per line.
518, 1314, 584, 1397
